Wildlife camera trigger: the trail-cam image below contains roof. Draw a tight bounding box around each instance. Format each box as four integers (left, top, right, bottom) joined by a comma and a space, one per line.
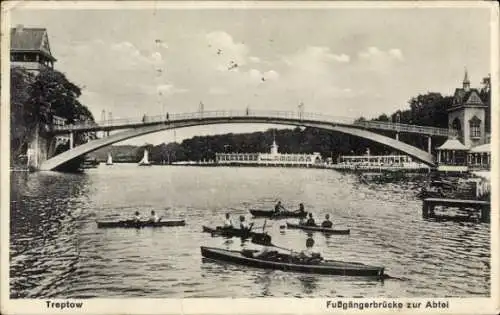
470, 143, 490, 153
452, 88, 485, 107
10, 26, 56, 61
437, 138, 470, 151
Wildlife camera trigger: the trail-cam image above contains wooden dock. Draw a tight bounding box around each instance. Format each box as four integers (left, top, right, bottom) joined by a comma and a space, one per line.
422, 198, 490, 223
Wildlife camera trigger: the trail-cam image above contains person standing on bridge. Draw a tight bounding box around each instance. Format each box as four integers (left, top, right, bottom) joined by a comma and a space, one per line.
166, 112, 170, 121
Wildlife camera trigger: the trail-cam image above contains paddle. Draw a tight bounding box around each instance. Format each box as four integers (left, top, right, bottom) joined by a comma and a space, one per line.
251, 233, 295, 253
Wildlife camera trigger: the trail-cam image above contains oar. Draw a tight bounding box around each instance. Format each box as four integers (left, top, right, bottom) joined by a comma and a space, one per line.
251, 234, 295, 253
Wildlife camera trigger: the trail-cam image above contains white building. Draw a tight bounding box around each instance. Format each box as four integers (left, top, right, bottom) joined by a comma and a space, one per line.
215, 139, 322, 167
337, 154, 429, 170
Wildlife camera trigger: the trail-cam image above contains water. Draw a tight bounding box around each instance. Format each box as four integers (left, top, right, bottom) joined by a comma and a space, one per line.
10, 165, 490, 298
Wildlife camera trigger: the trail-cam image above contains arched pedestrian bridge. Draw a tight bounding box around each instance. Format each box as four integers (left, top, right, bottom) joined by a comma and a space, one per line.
40, 110, 456, 170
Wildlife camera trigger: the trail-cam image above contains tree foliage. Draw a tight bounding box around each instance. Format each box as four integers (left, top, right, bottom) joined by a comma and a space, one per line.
10, 67, 95, 163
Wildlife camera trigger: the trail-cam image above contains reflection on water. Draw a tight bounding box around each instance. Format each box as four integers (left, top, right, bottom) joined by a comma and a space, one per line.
10, 165, 490, 298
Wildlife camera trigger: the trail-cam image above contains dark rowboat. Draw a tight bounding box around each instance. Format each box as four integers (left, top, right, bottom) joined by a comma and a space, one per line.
97, 219, 185, 228
286, 222, 350, 235
202, 226, 260, 239
249, 209, 307, 219
201, 246, 384, 278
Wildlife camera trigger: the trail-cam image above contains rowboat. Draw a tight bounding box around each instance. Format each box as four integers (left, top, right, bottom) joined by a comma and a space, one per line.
201, 247, 384, 278
202, 226, 262, 239
249, 209, 307, 219
97, 219, 185, 228
286, 222, 350, 235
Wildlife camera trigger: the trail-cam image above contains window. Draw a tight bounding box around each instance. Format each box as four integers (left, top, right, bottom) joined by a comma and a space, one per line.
469, 116, 481, 138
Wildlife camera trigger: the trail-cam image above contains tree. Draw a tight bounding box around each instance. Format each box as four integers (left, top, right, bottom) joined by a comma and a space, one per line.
10, 67, 36, 161
374, 114, 390, 122
29, 68, 94, 124
10, 67, 95, 167
479, 75, 491, 133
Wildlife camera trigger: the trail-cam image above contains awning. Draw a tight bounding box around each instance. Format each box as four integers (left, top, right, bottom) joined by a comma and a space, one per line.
470, 143, 490, 153
437, 138, 469, 151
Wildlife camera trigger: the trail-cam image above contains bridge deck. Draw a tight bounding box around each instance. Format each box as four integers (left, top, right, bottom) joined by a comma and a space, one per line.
52, 110, 456, 137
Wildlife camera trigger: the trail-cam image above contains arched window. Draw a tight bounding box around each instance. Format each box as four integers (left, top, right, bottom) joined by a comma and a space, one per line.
469, 116, 481, 138
451, 117, 462, 138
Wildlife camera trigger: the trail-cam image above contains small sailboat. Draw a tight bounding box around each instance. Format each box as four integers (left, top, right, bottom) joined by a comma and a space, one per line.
106, 153, 113, 165
138, 149, 152, 166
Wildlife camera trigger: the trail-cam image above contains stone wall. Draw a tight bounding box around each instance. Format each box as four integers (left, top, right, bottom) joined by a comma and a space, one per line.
26, 124, 49, 170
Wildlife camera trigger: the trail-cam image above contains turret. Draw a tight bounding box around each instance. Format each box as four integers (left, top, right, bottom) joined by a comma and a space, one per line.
463, 68, 470, 92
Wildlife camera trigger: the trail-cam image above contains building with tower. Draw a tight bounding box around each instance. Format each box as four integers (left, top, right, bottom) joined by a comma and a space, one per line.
437, 71, 491, 172
10, 25, 71, 169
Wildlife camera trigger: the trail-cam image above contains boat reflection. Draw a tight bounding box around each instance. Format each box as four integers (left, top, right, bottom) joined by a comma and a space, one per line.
254, 270, 273, 297
297, 275, 318, 295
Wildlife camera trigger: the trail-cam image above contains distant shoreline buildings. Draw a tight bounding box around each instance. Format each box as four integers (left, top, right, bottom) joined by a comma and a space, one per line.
215, 138, 322, 167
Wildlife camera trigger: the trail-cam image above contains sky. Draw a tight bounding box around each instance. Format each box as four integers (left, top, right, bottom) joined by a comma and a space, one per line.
10, 3, 492, 145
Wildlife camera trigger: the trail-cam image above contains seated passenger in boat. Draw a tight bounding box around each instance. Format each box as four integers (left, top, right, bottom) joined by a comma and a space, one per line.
149, 210, 160, 223
133, 211, 141, 222
223, 213, 233, 228
298, 237, 322, 263
321, 214, 333, 228
304, 213, 316, 226
254, 245, 273, 258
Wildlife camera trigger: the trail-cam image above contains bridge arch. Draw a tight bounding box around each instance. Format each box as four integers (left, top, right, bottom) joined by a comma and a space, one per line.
40, 116, 436, 170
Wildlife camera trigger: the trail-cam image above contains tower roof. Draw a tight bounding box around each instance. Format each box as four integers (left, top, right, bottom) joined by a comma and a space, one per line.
10, 25, 56, 61
463, 68, 470, 84
450, 88, 485, 110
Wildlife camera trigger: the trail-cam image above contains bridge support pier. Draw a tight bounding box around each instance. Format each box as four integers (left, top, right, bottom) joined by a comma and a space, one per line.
427, 136, 432, 154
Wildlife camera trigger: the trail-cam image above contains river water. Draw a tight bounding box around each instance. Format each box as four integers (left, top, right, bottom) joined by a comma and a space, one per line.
9, 164, 490, 298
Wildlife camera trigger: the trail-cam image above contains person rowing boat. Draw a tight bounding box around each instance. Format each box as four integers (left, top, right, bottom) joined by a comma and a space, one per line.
296, 203, 307, 223
223, 213, 233, 228
239, 215, 254, 232
252, 235, 322, 263
274, 201, 286, 214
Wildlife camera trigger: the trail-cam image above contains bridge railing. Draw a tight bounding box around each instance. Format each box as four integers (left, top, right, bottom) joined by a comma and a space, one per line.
353, 120, 458, 137
52, 110, 357, 131
52, 109, 456, 137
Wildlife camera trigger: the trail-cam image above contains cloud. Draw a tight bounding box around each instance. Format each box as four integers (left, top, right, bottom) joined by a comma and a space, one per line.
110, 41, 165, 68
332, 53, 350, 63
206, 31, 250, 69
151, 51, 163, 63
249, 56, 261, 63
154, 39, 169, 50
263, 70, 279, 81
156, 84, 188, 95
283, 46, 351, 77
209, 87, 229, 95
358, 46, 382, 59
388, 48, 404, 61
247, 68, 280, 83
358, 46, 404, 62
